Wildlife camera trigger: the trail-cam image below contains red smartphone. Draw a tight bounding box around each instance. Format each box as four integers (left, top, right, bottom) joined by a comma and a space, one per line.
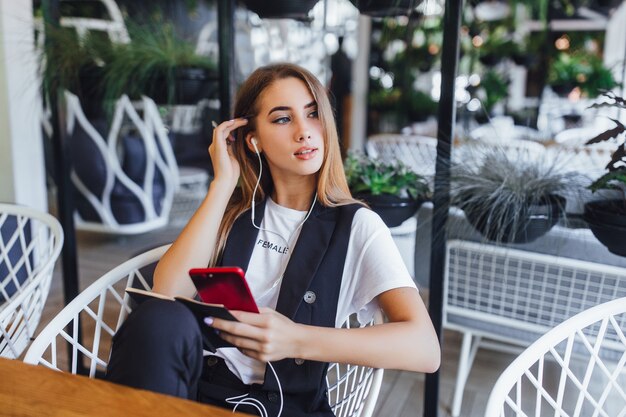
188, 267, 259, 313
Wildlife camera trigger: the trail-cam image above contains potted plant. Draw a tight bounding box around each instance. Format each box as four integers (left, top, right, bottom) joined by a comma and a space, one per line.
548, 52, 618, 98
583, 91, 626, 256
40, 24, 113, 118
102, 21, 217, 106
451, 146, 580, 243
344, 152, 430, 227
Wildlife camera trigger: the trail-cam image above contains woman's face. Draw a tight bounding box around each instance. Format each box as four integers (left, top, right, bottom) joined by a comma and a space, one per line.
251, 77, 325, 182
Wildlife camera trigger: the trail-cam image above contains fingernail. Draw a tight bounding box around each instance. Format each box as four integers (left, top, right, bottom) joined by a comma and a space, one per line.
204, 317, 214, 326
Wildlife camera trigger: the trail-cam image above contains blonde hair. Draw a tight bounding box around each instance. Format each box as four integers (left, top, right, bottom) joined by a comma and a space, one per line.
210, 63, 360, 265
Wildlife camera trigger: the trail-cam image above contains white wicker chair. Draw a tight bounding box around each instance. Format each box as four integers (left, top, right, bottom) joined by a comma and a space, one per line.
484, 297, 626, 417
470, 124, 544, 143
444, 240, 626, 417
24, 245, 384, 417
65, 92, 180, 235
0, 204, 63, 358
365, 134, 438, 180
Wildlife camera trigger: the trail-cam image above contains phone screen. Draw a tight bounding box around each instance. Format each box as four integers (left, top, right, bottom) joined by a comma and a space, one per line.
189, 267, 259, 313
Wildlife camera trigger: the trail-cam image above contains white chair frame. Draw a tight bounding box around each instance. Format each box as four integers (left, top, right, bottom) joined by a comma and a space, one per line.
470, 124, 545, 143
444, 239, 626, 417
0, 204, 63, 358
66, 92, 180, 235
24, 245, 384, 417
484, 297, 626, 417
366, 134, 438, 181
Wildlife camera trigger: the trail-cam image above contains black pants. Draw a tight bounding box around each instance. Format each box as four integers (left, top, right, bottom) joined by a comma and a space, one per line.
105, 299, 330, 417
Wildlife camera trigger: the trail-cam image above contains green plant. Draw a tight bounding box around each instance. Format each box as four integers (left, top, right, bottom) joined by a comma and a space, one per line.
102, 21, 216, 105
479, 69, 509, 114
451, 146, 581, 242
344, 152, 430, 199
39, 24, 113, 101
548, 52, 618, 98
586, 91, 626, 204
407, 89, 438, 121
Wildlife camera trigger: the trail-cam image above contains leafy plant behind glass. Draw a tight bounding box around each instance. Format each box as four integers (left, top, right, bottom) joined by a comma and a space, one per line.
548, 52, 618, 97
101, 20, 215, 105
344, 152, 430, 199
451, 146, 582, 242
40, 24, 113, 101
585, 91, 626, 206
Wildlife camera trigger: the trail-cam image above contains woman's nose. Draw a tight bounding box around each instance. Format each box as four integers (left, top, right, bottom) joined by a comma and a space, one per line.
297, 130, 312, 142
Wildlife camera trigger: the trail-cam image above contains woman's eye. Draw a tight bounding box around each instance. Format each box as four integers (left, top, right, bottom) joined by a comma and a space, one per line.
308, 110, 319, 118
273, 116, 290, 124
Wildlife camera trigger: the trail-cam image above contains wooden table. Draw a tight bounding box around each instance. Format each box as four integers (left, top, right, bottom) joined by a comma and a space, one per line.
0, 358, 250, 416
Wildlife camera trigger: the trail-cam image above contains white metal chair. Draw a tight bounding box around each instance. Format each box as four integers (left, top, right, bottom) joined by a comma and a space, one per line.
366, 134, 438, 180
24, 245, 384, 417
444, 239, 626, 417
0, 204, 63, 358
484, 297, 626, 417
65, 91, 180, 234
470, 124, 545, 143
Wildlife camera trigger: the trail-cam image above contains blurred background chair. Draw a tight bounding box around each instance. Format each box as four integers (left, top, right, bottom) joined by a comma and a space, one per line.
366, 134, 438, 182
65, 92, 180, 234
444, 240, 626, 417
469, 122, 544, 143
24, 244, 384, 417
0, 204, 63, 358
484, 297, 626, 417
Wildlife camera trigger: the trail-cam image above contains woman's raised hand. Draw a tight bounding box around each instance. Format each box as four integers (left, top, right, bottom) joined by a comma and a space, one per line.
208, 118, 248, 190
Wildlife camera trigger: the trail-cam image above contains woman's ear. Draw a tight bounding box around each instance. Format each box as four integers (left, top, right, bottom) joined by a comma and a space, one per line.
246, 133, 261, 154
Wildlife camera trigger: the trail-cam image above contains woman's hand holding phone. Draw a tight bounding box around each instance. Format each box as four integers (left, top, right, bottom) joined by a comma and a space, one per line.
205, 308, 305, 363
208, 118, 248, 190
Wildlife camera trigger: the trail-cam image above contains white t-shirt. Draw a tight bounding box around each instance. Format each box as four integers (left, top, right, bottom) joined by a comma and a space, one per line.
211, 198, 417, 384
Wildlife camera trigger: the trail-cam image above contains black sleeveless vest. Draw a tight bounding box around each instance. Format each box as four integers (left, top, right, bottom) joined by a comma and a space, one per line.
219, 200, 361, 416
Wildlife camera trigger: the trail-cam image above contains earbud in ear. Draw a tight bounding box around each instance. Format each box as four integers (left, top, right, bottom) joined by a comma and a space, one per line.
251, 137, 260, 154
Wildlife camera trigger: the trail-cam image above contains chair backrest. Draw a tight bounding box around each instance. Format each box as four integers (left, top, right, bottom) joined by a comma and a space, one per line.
65, 92, 179, 235
484, 297, 626, 417
0, 204, 63, 358
470, 124, 544, 143
24, 245, 383, 417
366, 134, 438, 180
444, 240, 626, 346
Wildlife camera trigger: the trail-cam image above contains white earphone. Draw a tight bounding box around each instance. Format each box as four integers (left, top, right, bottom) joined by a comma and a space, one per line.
251, 137, 259, 153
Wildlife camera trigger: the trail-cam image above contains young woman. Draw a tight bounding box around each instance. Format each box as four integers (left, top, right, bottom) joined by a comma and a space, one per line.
106, 63, 440, 417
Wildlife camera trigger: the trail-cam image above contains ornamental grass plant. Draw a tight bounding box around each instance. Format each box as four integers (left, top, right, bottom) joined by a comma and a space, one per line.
451, 144, 585, 243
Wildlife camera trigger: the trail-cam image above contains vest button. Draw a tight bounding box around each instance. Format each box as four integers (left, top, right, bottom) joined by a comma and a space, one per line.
294, 358, 305, 365
267, 392, 279, 403
205, 356, 219, 367
303, 291, 316, 304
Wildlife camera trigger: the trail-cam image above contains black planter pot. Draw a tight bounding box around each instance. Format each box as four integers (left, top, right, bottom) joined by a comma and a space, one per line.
583, 199, 626, 257
350, 0, 418, 17
174, 68, 218, 105
463, 194, 566, 244
149, 68, 217, 105
551, 83, 576, 97
356, 193, 423, 227
240, 0, 319, 21
76, 64, 106, 118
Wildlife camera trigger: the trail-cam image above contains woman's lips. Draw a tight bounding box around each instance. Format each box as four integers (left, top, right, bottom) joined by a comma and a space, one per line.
294, 147, 318, 160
